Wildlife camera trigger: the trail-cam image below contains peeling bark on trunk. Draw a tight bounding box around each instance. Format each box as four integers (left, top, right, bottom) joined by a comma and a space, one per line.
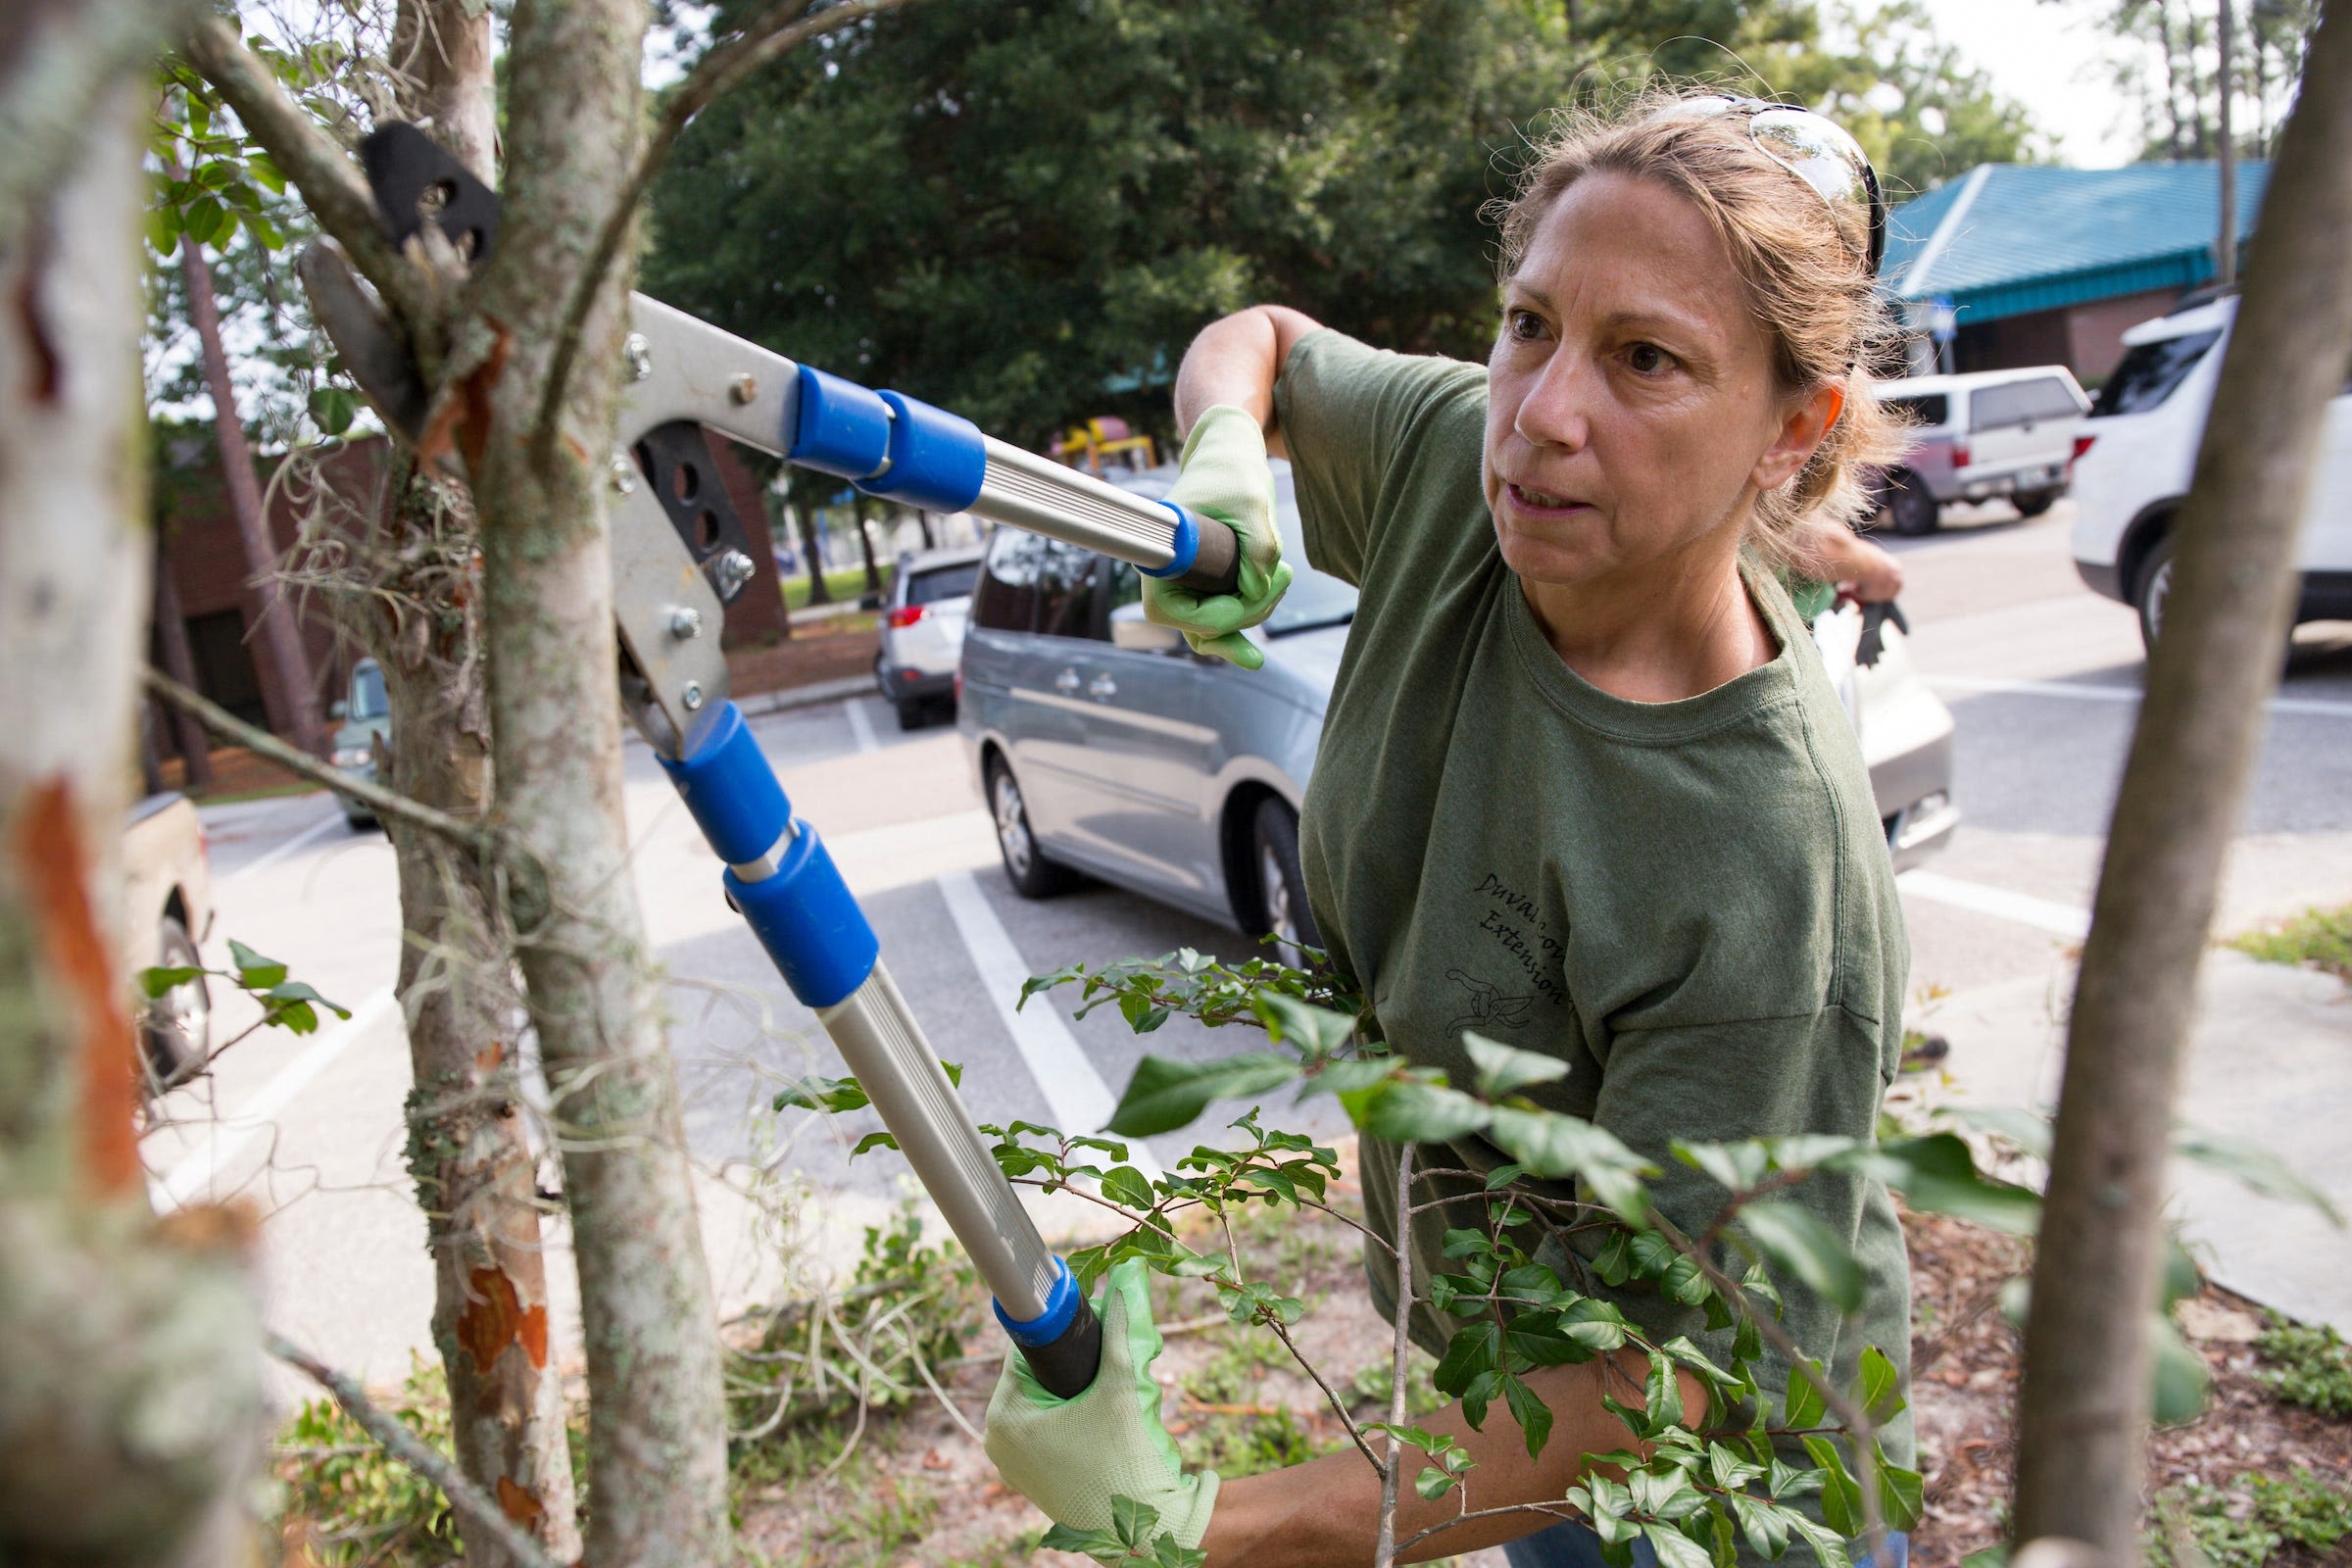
0, 13, 261, 1559
2011, 5, 2352, 1554
180, 236, 322, 754
354, 7, 586, 1560
466, 3, 730, 1562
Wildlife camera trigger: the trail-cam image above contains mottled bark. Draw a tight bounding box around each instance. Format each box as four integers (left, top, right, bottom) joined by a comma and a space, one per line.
795, 500, 833, 604
357, 8, 586, 1560
467, 2, 730, 1563
0, 11, 260, 1559
854, 492, 883, 596
2012, 3, 2352, 1555
180, 238, 323, 754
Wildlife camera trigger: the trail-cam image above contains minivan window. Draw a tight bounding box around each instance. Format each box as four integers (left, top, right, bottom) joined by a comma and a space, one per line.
1033, 541, 1101, 638
906, 562, 979, 607
1970, 378, 2074, 429
1885, 393, 1947, 428
2091, 330, 2222, 417
971, 529, 1047, 631
349, 662, 388, 721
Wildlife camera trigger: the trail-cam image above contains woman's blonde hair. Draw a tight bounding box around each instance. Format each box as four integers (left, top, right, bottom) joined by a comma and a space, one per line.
1491, 87, 1907, 563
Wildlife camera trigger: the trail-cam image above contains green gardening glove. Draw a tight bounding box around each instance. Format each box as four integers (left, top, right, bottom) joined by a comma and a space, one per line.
1144, 404, 1295, 670
983, 1260, 1220, 1553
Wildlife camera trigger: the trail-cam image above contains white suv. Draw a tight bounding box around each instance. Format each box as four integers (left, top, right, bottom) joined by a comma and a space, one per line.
1870, 367, 2090, 535
2071, 294, 2352, 652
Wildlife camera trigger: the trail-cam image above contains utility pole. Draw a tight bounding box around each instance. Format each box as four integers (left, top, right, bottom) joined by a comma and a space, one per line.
2218, 0, 2238, 288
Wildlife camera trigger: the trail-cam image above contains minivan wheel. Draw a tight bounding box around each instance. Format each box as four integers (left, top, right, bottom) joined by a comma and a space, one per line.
1250, 799, 1321, 970
2012, 489, 2058, 518
1886, 472, 1938, 537
2133, 533, 2175, 654
140, 913, 210, 1086
988, 759, 1076, 898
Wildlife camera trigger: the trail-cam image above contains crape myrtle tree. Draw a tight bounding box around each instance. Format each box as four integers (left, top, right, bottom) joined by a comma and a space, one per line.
0, 1, 266, 1560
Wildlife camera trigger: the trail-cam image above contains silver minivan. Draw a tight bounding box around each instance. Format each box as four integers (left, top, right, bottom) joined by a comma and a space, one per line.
959, 464, 1956, 950
1871, 366, 2091, 534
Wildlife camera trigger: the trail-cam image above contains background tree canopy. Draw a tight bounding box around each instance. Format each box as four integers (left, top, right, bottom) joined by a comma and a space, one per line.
645, 0, 2036, 448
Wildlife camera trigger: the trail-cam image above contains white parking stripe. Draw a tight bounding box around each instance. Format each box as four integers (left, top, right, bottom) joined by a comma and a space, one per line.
1929, 673, 2352, 719
934, 869, 1162, 1180
228, 808, 346, 884
153, 986, 398, 1208
844, 698, 879, 756
1897, 869, 2091, 940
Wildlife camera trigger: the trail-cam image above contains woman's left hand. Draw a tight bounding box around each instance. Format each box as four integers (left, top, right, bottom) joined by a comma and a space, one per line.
984, 1260, 1221, 1550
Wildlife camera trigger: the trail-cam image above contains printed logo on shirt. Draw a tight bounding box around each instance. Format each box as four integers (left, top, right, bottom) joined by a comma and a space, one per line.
1470, 871, 1567, 1008
1446, 968, 1534, 1035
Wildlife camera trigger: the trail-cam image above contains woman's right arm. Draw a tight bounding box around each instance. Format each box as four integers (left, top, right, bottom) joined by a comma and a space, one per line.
1174, 305, 1327, 454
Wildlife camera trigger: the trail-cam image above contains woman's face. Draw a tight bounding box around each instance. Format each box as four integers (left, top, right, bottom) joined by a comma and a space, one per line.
1484, 171, 1829, 592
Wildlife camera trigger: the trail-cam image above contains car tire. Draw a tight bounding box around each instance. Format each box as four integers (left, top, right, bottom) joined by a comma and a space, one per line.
2013, 489, 2058, 518
2132, 532, 2175, 653
895, 697, 925, 731
140, 913, 210, 1086
988, 758, 1077, 898
1886, 471, 1938, 537
1250, 798, 1322, 970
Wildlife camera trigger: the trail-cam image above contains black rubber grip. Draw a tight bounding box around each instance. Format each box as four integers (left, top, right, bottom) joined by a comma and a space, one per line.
1020, 1294, 1104, 1400
1175, 516, 1241, 597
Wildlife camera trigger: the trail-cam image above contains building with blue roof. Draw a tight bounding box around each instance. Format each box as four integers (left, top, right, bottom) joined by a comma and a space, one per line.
1883, 161, 2267, 382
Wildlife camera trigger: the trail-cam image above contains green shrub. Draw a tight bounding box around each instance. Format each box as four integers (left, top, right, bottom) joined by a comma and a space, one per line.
273, 1358, 457, 1566
2229, 904, 2352, 980
2157, 1468, 2352, 1568
2254, 1312, 2352, 1418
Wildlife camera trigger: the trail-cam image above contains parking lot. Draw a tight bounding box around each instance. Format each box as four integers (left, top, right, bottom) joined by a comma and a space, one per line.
148, 499, 2352, 1387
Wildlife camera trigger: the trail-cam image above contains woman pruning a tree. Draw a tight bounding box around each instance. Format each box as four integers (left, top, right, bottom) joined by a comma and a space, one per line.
983, 89, 1917, 1567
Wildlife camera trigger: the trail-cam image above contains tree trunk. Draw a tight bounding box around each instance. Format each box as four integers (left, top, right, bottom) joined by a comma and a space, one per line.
180, 235, 323, 755
796, 499, 833, 604
2011, 4, 2352, 1555
0, 10, 262, 1559
466, 4, 730, 1564
353, 7, 586, 1561
854, 492, 882, 597
151, 535, 214, 788
2184, 4, 2213, 156
2218, 0, 2236, 286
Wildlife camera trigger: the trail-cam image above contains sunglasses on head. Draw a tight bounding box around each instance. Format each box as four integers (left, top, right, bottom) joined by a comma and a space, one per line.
1661, 94, 1886, 279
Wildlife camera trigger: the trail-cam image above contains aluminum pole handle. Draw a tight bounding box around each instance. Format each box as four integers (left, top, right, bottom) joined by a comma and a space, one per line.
654, 701, 1104, 1396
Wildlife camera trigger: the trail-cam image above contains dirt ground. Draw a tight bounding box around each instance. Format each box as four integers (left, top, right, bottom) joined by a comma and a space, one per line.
729, 1154, 2350, 1568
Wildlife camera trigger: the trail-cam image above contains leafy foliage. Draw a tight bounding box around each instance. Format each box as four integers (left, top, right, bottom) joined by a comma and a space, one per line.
274, 1358, 460, 1566
2156, 1467, 2352, 1568
2252, 1312, 2352, 1419
2230, 901, 2352, 982
141, 936, 354, 1039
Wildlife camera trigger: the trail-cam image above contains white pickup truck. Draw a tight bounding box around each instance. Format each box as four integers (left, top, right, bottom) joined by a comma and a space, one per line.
124, 791, 214, 1082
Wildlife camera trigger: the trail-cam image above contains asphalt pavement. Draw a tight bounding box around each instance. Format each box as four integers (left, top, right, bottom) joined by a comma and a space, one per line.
151, 499, 2352, 1391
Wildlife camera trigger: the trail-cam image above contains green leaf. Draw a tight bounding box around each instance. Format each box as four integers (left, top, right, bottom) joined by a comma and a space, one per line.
241, 211, 285, 252
1484, 1161, 1530, 1191
246, 151, 285, 194
772, 1072, 869, 1115
1854, 1345, 1905, 1424
1730, 1494, 1791, 1560
1645, 1348, 1685, 1434
1675, 1138, 1770, 1196
1738, 1201, 1865, 1313
1344, 1077, 1491, 1144
1780, 1361, 1828, 1431
266, 980, 349, 1020
139, 964, 206, 999
1944, 1105, 2052, 1159
272, 1000, 319, 1034
1592, 1230, 1634, 1286
1957, 1547, 2011, 1568
1038, 1522, 1123, 1559
1414, 1465, 1456, 1500
2174, 1126, 2344, 1224
1107, 1052, 1300, 1137
227, 939, 287, 990
850, 1131, 899, 1157
1877, 1134, 2041, 1236
1110, 1494, 1159, 1550
1785, 1509, 1854, 1568
1486, 1106, 1652, 1221
1434, 1322, 1501, 1398
1875, 1453, 1926, 1533
1251, 992, 1356, 1057
1300, 1055, 1394, 1098
1099, 1165, 1154, 1210
1799, 1436, 1863, 1539
183, 194, 226, 249
1501, 1371, 1553, 1458
2149, 1309, 2210, 1426
1643, 1523, 1716, 1568
1462, 1031, 1569, 1098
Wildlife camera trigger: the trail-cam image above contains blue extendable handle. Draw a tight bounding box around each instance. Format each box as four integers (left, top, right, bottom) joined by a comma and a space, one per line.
657, 702, 878, 1009
788, 365, 987, 515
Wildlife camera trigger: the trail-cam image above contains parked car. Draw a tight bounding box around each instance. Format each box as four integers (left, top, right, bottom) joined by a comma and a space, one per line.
876, 545, 987, 729
124, 790, 215, 1083
958, 464, 1957, 953
1870, 366, 2092, 534
2071, 293, 2352, 652
328, 658, 391, 829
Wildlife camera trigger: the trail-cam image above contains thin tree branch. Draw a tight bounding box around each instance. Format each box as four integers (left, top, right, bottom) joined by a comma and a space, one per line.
177, 16, 435, 333
527, 0, 923, 465
144, 667, 509, 870
1373, 1145, 1416, 1568
267, 1330, 570, 1568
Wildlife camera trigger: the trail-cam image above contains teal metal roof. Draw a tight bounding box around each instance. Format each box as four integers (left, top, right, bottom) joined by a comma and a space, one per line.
1883, 162, 2270, 326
